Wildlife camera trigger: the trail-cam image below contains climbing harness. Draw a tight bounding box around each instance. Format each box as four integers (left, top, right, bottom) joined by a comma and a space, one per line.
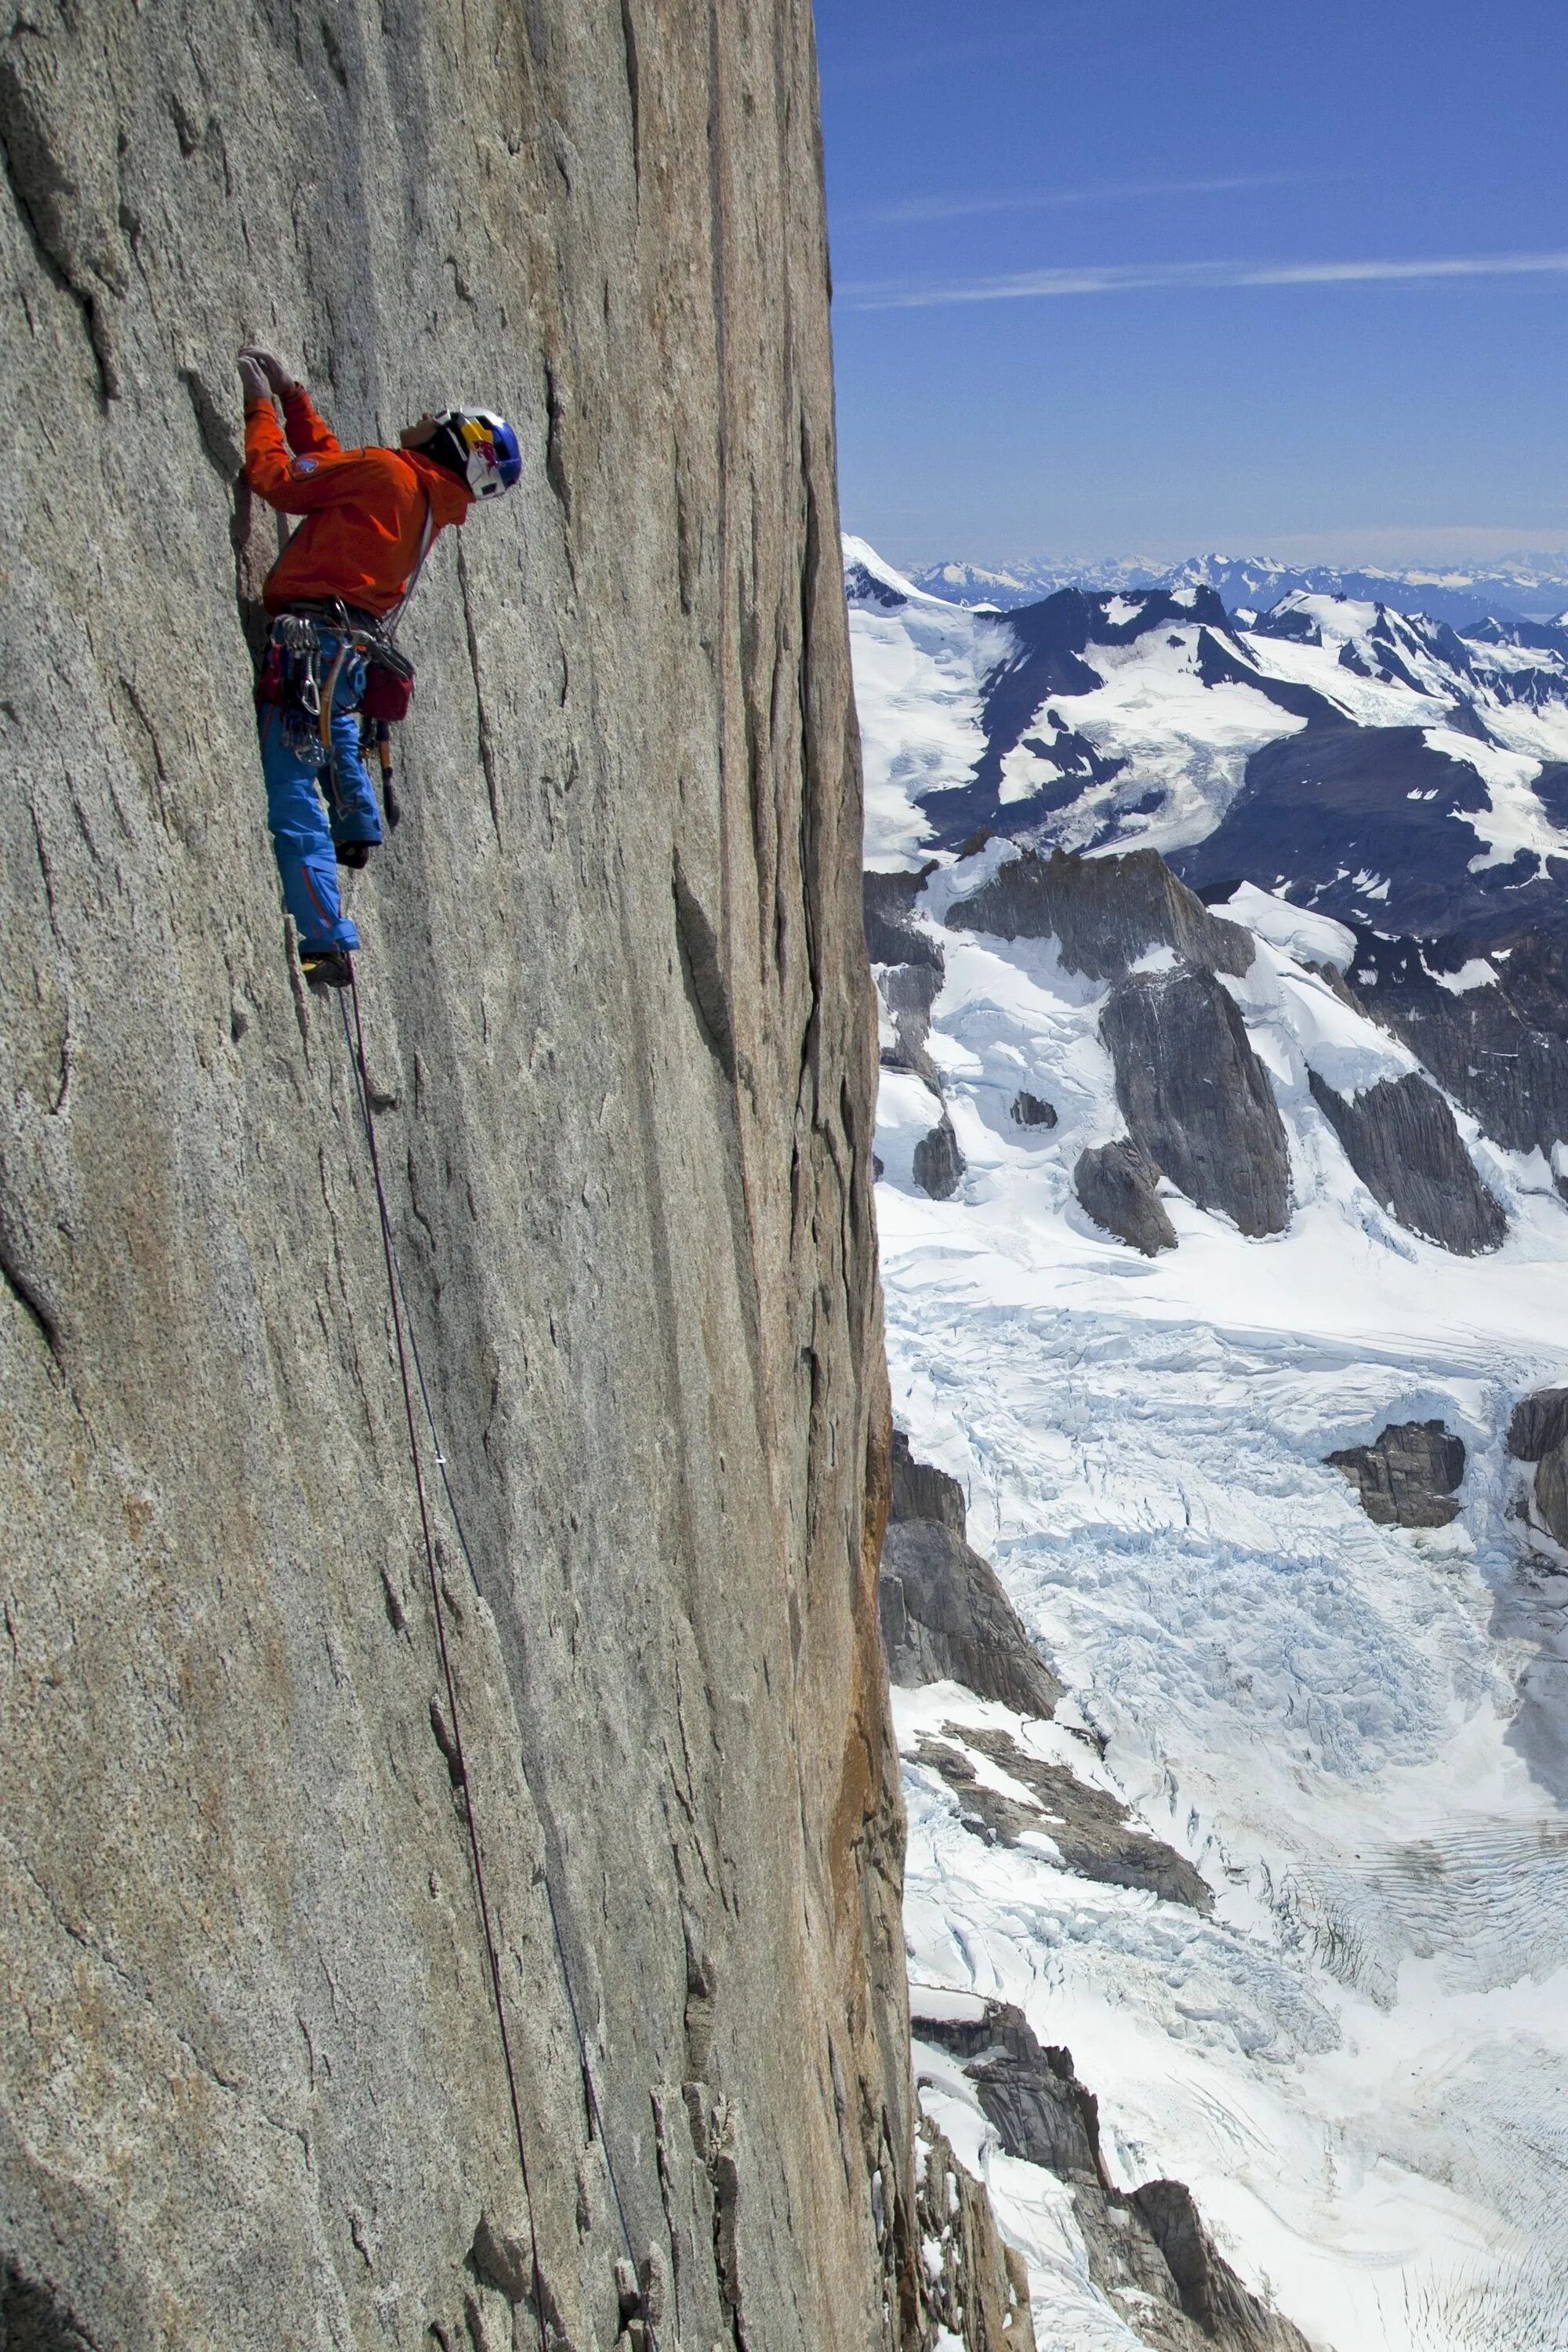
254, 499, 432, 820
337, 969, 662, 2352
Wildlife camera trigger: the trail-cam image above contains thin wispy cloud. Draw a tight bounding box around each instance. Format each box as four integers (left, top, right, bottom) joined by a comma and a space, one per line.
840, 249, 1568, 312
863, 172, 1308, 227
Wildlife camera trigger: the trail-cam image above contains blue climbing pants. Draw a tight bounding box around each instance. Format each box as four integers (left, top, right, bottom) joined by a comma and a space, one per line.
256, 632, 383, 953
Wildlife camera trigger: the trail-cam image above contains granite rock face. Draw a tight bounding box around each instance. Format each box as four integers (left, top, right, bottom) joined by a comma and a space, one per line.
1100, 970, 1291, 1236
0, 7, 931, 2349
880, 1435, 1064, 1721
1507, 1390, 1568, 1548
913, 2120, 1036, 2352
913, 1114, 965, 1200
950, 847, 1255, 981
1073, 1138, 1178, 1255
1307, 1069, 1506, 1254
1327, 1421, 1466, 1528
1010, 1090, 1056, 1129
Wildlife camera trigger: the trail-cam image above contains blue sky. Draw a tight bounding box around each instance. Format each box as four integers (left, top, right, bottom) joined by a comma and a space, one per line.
814, 1, 1568, 570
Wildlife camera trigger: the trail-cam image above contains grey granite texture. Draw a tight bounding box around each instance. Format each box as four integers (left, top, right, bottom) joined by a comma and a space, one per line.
1307, 1069, 1506, 1254
1326, 1421, 1466, 1529
0, 5, 960, 2347
1100, 969, 1291, 1238
950, 848, 1254, 982
1073, 1138, 1178, 1256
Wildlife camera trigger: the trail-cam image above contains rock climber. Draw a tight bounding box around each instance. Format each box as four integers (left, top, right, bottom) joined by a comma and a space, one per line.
238, 345, 521, 989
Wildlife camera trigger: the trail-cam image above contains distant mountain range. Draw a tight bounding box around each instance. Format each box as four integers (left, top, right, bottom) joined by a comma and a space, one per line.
845, 535, 1568, 941
910, 552, 1568, 632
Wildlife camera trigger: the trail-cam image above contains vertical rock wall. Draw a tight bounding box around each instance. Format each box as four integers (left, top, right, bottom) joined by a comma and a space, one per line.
1, 5, 914, 2347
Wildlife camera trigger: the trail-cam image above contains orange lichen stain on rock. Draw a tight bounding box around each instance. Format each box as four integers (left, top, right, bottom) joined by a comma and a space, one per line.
122, 1491, 157, 1542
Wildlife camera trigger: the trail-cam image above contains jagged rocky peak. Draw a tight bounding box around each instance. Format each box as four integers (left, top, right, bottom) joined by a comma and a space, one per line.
1343, 927, 1568, 1163
1101, 967, 1291, 1237
1307, 1069, 1507, 1254
951, 846, 1255, 980
915, 2002, 1313, 2352
1327, 1421, 1467, 1527
880, 1432, 1064, 1720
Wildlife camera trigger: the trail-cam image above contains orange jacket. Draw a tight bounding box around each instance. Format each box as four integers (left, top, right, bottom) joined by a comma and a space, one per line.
245, 388, 472, 618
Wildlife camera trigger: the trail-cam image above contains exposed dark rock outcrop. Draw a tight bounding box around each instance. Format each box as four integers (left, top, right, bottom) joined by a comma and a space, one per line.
914, 2119, 1036, 2352
882, 1530, 1063, 1720
1011, 1090, 1057, 1128
0, 7, 955, 2348
881, 1434, 1064, 1720
1536, 1442, 1568, 1549
866, 874, 947, 1088
1507, 1389, 1568, 1547
1508, 1388, 1568, 1462
1174, 717, 1568, 939
1344, 927, 1568, 1159
1100, 971, 1291, 1236
1074, 1139, 1178, 1255
916, 2005, 1313, 2352
951, 847, 1254, 981
914, 1115, 966, 1200
1327, 1421, 1466, 1527
1307, 1069, 1506, 1254
916, 1724, 1211, 1911
865, 868, 942, 970
890, 1428, 967, 1534
879, 959, 945, 1087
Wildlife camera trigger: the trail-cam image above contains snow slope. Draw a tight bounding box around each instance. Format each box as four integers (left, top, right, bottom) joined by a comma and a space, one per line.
869, 852, 1568, 2350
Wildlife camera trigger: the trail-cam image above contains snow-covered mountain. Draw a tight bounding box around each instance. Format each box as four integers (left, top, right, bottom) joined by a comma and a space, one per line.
847, 536, 1568, 942
852, 530, 1568, 2350
911, 550, 1568, 631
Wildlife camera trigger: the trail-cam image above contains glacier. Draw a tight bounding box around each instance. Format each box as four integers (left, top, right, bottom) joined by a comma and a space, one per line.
854, 539, 1568, 2349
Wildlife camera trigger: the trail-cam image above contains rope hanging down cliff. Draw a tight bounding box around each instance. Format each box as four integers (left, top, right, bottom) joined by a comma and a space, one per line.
341, 970, 551, 2350
337, 970, 661, 2352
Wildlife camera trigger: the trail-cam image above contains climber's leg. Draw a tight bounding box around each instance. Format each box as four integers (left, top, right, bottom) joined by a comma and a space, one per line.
322, 653, 383, 862
257, 701, 360, 953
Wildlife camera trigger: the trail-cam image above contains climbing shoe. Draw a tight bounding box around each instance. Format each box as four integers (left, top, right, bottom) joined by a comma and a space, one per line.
300, 947, 354, 992
335, 839, 376, 870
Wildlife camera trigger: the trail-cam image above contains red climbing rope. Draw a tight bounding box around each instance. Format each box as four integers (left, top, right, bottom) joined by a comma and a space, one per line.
344, 964, 552, 2352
